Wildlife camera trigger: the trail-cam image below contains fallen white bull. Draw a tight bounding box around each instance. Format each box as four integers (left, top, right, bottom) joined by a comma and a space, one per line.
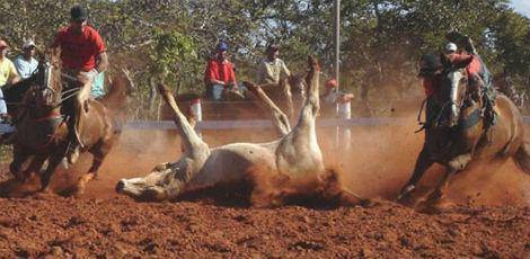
116, 57, 364, 206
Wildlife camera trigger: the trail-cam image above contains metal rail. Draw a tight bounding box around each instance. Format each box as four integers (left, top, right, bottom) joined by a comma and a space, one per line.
124, 116, 530, 130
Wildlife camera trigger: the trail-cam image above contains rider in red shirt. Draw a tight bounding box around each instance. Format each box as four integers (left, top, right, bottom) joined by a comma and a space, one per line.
444, 36, 495, 128
203, 42, 238, 101
418, 53, 443, 126
51, 5, 109, 164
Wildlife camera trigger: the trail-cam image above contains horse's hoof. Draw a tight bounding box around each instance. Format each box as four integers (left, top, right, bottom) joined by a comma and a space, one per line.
359, 198, 378, 208
396, 185, 416, 202
67, 147, 80, 165
35, 188, 55, 199
74, 187, 86, 198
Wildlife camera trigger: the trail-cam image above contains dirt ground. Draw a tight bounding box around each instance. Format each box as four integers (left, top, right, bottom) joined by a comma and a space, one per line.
0, 120, 529, 258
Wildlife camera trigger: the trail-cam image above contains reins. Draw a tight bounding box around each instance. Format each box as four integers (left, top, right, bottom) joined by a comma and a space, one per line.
415, 98, 453, 133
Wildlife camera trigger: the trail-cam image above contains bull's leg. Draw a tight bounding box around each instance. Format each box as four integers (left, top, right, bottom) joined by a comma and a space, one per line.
297, 56, 320, 130
397, 147, 435, 201
276, 56, 324, 178
157, 84, 210, 163
244, 82, 291, 136
281, 79, 294, 119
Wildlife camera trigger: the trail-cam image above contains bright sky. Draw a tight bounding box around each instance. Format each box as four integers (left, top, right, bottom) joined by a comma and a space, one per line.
510, 0, 530, 17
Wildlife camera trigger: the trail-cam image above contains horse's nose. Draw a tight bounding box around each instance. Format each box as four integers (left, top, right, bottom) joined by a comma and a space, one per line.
115, 180, 126, 193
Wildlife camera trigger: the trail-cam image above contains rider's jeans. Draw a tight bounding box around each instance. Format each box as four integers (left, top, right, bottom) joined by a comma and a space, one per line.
212, 84, 224, 101
0, 88, 7, 114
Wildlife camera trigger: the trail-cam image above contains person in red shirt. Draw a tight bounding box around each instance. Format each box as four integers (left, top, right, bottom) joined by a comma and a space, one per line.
203, 42, 238, 101
444, 37, 495, 129
418, 53, 444, 126
51, 5, 109, 164
320, 79, 354, 118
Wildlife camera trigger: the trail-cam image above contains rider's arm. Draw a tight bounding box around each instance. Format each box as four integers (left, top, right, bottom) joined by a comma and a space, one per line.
95, 52, 108, 73
229, 63, 238, 90
446, 53, 473, 64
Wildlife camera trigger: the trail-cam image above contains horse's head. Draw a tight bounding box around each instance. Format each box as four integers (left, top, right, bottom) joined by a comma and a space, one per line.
434, 53, 471, 127
31, 50, 63, 111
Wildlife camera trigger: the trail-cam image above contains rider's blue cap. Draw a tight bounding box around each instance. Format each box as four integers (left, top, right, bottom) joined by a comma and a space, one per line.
216, 42, 228, 52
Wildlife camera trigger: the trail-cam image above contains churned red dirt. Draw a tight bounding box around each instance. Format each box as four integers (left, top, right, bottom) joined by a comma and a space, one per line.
0, 120, 529, 257
0, 196, 528, 258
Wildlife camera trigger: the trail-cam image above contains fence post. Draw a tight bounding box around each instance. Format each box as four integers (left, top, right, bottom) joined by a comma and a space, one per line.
336, 99, 352, 152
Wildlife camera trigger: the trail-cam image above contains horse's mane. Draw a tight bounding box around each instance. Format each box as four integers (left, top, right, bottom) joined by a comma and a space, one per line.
3, 77, 36, 106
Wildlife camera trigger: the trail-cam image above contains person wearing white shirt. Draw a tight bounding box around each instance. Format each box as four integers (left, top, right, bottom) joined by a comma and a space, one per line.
256, 43, 291, 85
13, 40, 38, 79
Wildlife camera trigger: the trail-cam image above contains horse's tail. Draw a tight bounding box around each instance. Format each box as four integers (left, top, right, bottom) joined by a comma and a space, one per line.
514, 136, 530, 174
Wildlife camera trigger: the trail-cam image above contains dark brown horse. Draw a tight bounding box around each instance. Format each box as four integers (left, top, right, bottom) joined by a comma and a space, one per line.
8, 51, 131, 195
397, 54, 530, 209
161, 73, 306, 122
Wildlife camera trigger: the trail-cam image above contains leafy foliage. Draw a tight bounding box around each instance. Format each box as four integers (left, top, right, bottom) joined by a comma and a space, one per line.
0, 0, 529, 117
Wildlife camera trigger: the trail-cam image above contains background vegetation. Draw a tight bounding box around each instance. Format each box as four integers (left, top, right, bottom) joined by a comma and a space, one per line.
1, 0, 529, 117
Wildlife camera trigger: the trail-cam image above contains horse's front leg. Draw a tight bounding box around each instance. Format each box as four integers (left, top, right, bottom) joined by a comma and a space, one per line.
9, 146, 31, 181
39, 151, 66, 193
397, 146, 435, 202
417, 152, 472, 212
22, 154, 48, 182
75, 148, 108, 196
416, 168, 455, 213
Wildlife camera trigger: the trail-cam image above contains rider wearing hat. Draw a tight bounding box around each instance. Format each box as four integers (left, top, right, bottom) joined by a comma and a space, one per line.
444, 32, 495, 128
256, 43, 291, 85
51, 5, 108, 164
418, 53, 444, 127
204, 41, 238, 101
0, 40, 20, 123
14, 39, 39, 79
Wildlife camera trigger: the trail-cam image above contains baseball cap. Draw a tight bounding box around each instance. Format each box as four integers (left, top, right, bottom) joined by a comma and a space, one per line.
70, 5, 88, 22
23, 39, 35, 49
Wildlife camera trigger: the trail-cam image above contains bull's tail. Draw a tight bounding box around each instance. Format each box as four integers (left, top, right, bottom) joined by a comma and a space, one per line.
514, 136, 530, 174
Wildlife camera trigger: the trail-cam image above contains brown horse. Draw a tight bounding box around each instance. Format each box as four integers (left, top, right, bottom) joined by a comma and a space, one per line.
161, 73, 306, 123
397, 54, 530, 210
9, 51, 131, 195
